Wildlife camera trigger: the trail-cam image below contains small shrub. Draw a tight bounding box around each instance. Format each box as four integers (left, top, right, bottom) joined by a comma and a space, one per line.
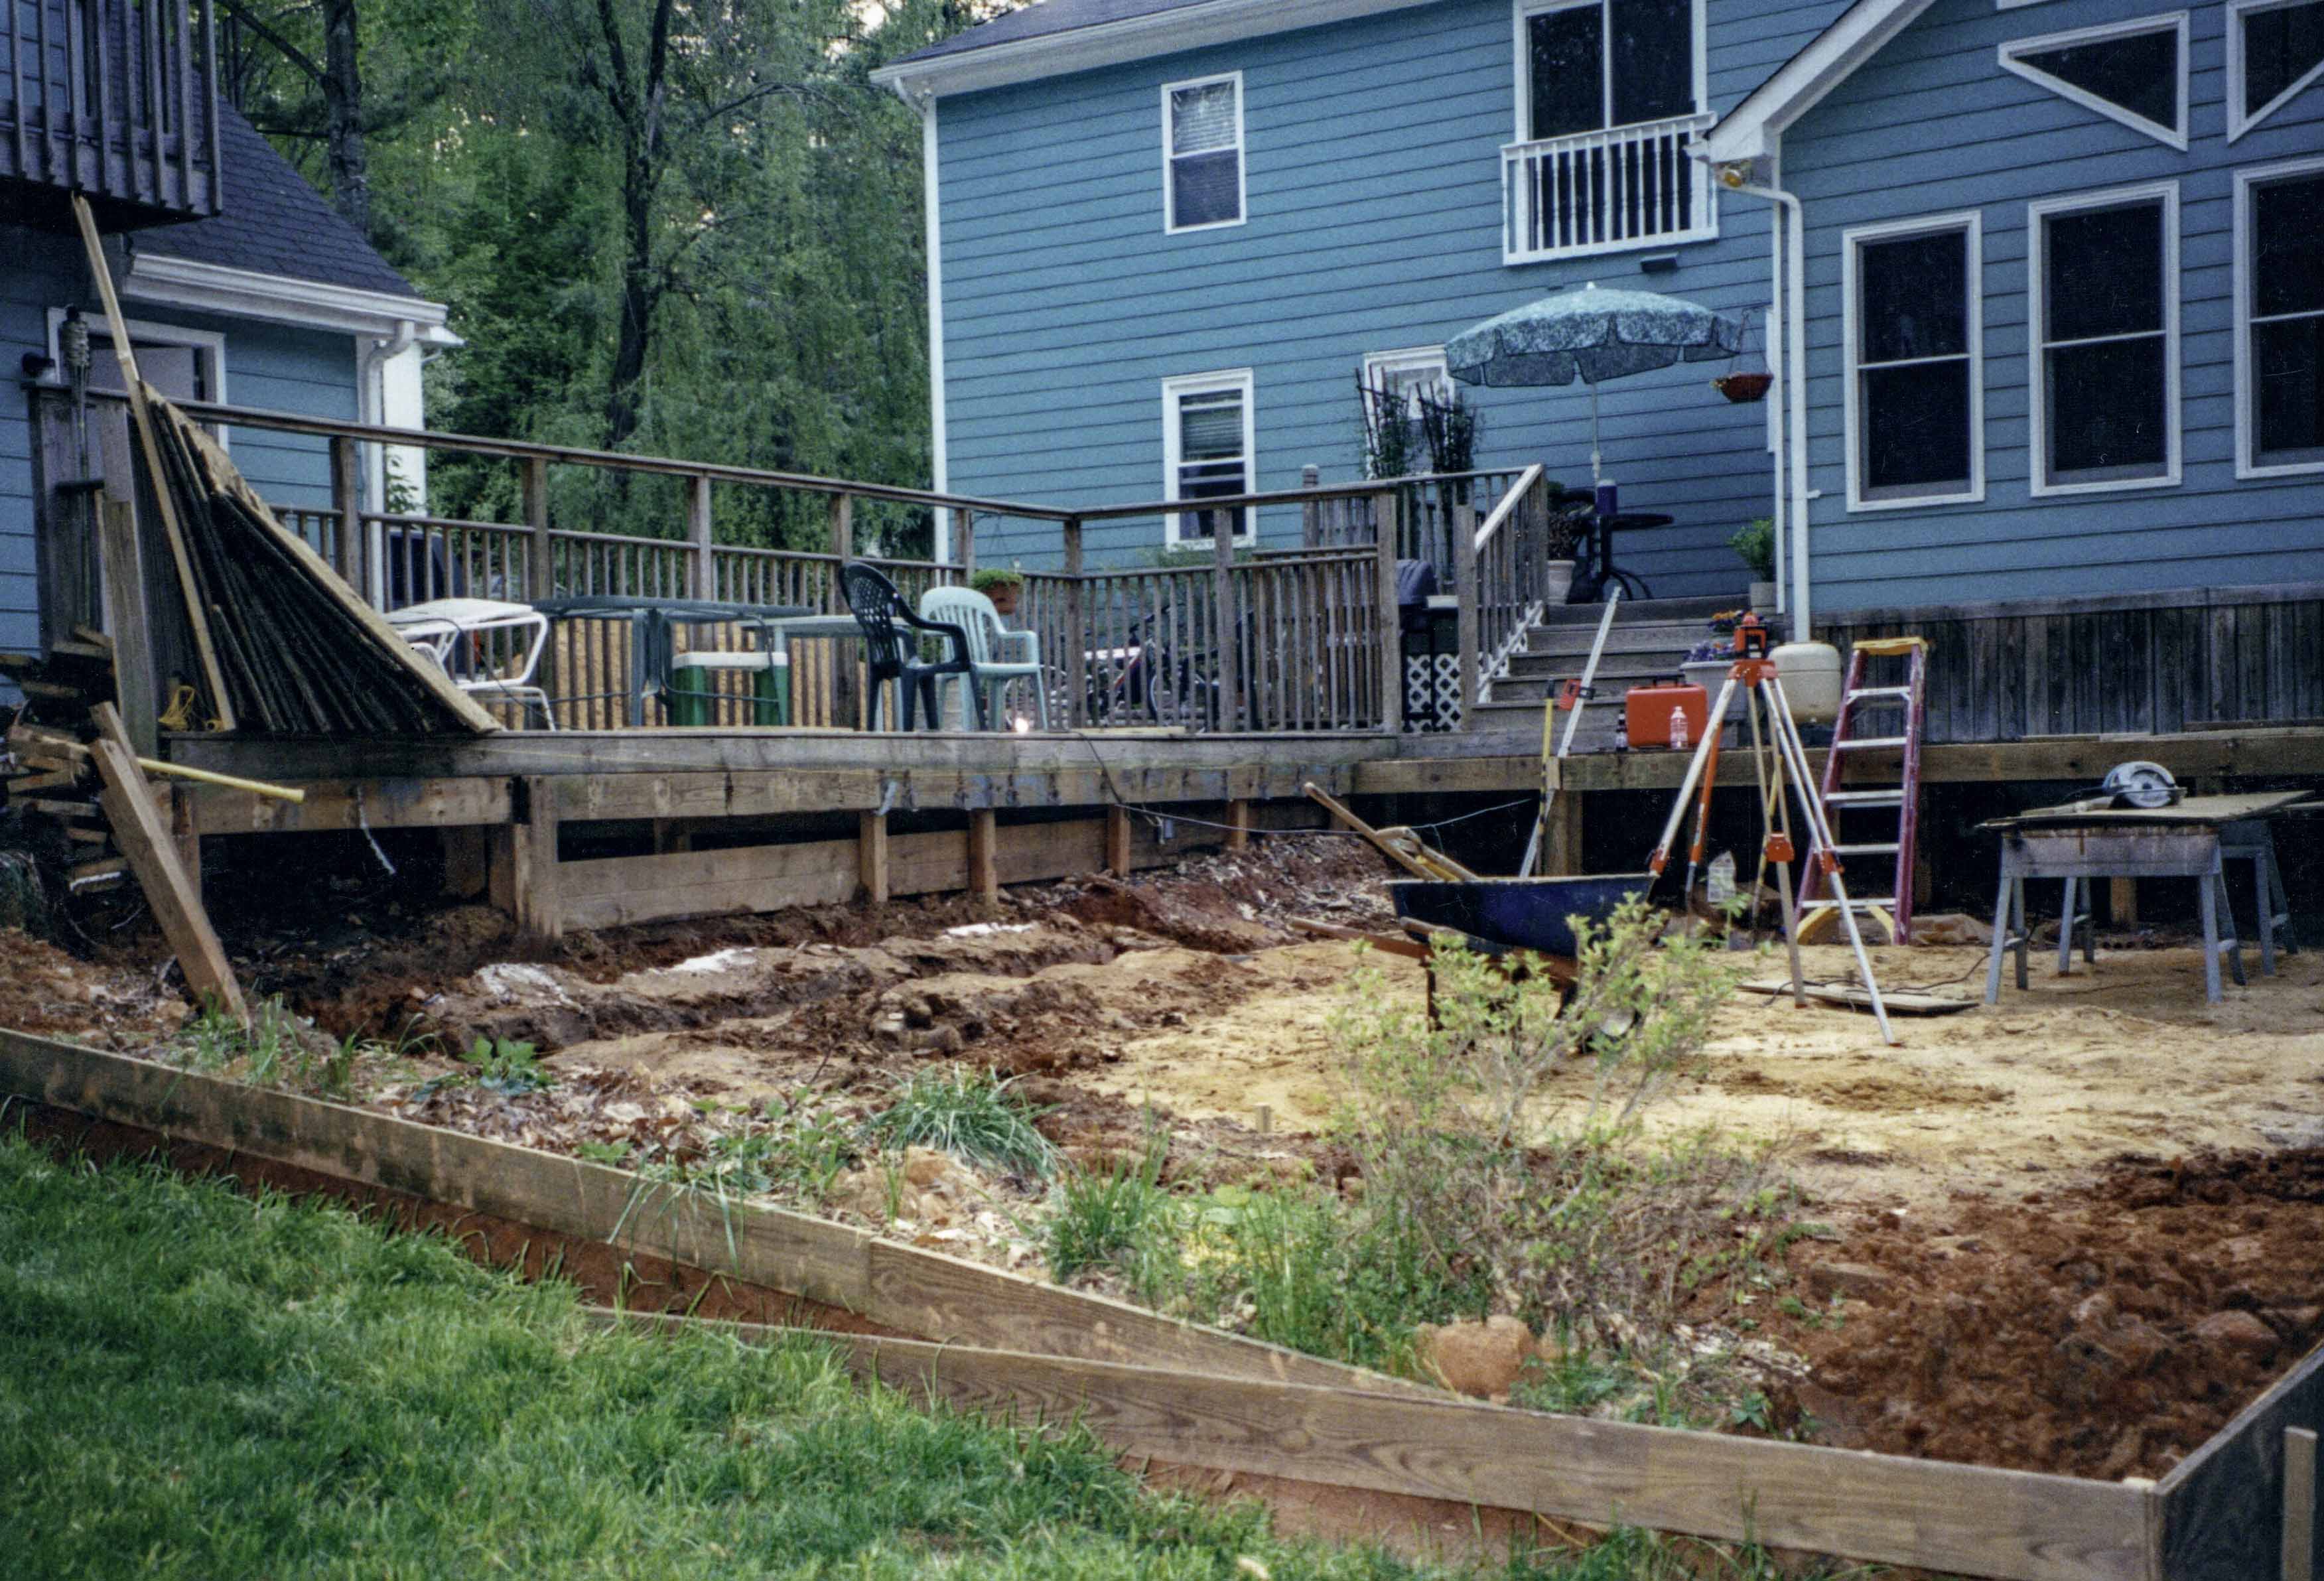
967, 567, 1024, 595
1730, 517, 1777, 581
1046, 1130, 1173, 1290
469, 1036, 554, 1095
862, 1065, 1055, 1179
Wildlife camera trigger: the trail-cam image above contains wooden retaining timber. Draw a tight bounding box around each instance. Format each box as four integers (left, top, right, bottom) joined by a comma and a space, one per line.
2156, 1337, 2324, 1581
0, 1027, 2208, 1581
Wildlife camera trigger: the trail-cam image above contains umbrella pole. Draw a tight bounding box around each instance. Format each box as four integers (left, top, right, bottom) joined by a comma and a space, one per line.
1588, 382, 1603, 484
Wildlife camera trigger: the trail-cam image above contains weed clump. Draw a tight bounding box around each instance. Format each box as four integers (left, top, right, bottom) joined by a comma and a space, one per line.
863, 1065, 1056, 1180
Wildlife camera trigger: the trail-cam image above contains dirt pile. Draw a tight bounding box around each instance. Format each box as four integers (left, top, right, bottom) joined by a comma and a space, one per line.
1777, 1148, 2324, 1479
0, 928, 195, 1046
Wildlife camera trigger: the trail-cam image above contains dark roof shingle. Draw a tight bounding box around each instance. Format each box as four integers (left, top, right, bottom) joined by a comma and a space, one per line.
136, 103, 421, 300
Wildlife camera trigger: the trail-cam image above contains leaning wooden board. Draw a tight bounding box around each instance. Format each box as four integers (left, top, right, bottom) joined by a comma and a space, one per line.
0, 1027, 2173, 1581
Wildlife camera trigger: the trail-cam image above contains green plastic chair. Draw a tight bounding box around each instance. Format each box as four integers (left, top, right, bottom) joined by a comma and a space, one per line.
918, 585, 1050, 730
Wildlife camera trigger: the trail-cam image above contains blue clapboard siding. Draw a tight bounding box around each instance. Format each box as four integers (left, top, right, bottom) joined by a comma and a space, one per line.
1, 222, 358, 692
937, 0, 1850, 592
1783, 0, 2324, 614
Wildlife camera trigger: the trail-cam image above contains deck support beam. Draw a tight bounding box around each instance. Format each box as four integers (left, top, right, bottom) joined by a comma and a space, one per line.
858, 811, 890, 904
1105, 805, 1132, 876
967, 808, 998, 901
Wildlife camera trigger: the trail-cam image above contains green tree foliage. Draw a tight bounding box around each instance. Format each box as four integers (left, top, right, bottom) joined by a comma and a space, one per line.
229, 0, 1017, 553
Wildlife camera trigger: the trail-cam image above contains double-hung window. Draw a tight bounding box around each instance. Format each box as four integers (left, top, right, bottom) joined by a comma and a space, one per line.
2236, 159, 2324, 477
1505, 0, 1712, 261
1162, 73, 1243, 234
1844, 214, 1982, 510
1162, 370, 1256, 546
2029, 184, 2180, 495
2228, 0, 2324, 140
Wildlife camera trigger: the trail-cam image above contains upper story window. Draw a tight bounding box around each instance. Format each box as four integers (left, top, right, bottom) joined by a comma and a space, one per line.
2235, 158, 2324, 477
1998, 14, 2188, 151
1162, 73, 1244, 234
1844, 214, 1984, 511
1504, 1, 1712, 265
1162, 370, 1257, 545
2029, 183, 2180, 496
2228, 0, 2324, 140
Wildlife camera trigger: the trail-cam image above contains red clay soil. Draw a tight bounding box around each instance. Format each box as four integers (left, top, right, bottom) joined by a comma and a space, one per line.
1771, 1148, 2324, 1480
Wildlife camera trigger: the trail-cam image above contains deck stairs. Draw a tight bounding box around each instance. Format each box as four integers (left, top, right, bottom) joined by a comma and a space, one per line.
1470, 595, 1741, 746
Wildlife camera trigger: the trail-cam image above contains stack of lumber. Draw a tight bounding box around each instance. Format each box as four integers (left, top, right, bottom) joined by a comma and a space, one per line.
0, 627, 115, 726
3, 720, 125, 893
139, 395, 500, 737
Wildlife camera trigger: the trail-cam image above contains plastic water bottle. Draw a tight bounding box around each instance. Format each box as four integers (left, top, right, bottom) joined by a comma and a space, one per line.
1707, 851, 1736, 904
1614, 717, 1629, 752
1669, 705, 1689, 752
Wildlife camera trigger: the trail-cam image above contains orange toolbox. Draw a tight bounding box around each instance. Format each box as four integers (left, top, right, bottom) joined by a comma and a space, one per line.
1624, 680, 1708, 749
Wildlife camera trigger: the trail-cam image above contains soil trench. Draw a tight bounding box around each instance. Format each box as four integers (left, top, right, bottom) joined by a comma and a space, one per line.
7, 835, 2323, 1484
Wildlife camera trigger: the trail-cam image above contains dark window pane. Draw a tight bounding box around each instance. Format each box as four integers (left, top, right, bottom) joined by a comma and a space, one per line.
2244, 1, 2324, 115
1860, 232, 1967, 363
2256, 314, 2324, 462
1609, 0, 1693, 125
2256, 174, 2324, 320
1863, 360, 1972, 493
2046, 202, 2163, 342
2049, 335, 2167, 477
1529, 5, 1604, 138
1171, 149, 1239, 227
2016, 27, 2179, 131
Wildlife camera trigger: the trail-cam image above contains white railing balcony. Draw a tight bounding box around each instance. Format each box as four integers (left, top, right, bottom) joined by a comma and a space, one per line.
1501, 111, 1718, 265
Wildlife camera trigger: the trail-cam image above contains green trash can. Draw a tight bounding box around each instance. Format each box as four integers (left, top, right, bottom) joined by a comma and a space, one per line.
667, 653, 789, 726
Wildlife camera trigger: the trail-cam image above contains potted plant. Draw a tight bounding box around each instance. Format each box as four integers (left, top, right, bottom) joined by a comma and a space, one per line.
969, 566, 1025, 617
1681, 614, 1744, 693
1730, 518, 1777, 613
1542, 498, 1588, 606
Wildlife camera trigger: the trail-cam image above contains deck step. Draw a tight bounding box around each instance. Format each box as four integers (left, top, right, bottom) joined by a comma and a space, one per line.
1531, 594, 1745, 628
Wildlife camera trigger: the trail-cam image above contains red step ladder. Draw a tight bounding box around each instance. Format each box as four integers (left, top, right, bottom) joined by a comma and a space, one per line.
1800, 636, 1927, 943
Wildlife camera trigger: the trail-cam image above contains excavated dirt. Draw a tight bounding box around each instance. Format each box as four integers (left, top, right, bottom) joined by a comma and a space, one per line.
13, 829, 2324, 1485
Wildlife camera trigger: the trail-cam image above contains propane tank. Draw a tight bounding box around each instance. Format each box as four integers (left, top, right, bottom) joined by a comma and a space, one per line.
1772, 642, 1844, 725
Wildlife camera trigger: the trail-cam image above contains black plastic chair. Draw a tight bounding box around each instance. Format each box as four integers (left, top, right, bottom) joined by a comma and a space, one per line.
839, 562, 989, 731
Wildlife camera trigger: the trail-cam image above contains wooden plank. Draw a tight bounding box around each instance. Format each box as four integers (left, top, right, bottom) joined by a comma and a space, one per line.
186, 777, 512, 836
1225, 798, 1252, 853
88, 704, 245, 1023
661, 1314, 2152, 1581
858, 810, 890, 904
1105, 803, 1132, 876
2159, 1340, 2324, 1581
967, 808, 998, 901
98, 498, 158, 758
513, 776, 561, 943
2287, 1428, 2317, 1581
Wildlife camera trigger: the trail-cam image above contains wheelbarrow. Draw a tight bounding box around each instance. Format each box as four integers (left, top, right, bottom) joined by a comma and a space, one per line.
1387, 874, 1651, 961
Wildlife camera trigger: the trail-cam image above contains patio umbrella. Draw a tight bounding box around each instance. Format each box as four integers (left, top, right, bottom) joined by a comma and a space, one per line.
1446, 282, 1742, 484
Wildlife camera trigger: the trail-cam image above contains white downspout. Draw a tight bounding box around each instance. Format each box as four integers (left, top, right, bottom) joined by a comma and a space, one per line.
1716, 163, 1811, 642
918, 93, 951, 565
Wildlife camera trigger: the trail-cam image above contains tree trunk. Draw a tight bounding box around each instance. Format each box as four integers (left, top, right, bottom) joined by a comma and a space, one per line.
321, 0, 370, 237
604, 166, 653, 449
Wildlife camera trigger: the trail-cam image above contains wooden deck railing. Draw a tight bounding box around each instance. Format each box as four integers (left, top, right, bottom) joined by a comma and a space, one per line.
0, 0, 222, 221
40, 389, 1549, 735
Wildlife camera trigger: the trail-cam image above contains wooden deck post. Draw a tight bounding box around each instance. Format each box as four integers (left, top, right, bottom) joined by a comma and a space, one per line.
1542, 790, 1584, 876
955, 509, 975, 579
2108, 876, 2139, 927
858, 810, 890, 904
1453, 492, 1480, 729
1213, 505, 1240, 732
1062, 517, 1085, 728
828, 493, 853, 562
521, 457, 556, 711
967, 809, 998, 902
687, 476, 715, 598
1374, 489, 1402, 732
1105, 804, 1133, 876
1300, 465, 1320, 548
1225, 799, 1252, 853
329, 434, 367, 604
2287, 1426, 2317, 1581
512, 776, 562, 943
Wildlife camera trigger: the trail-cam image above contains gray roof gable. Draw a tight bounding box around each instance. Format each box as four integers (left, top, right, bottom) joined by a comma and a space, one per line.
135, 103, 421, 300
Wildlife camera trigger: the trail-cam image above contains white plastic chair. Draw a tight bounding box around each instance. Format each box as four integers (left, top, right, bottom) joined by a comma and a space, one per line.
385, 597, 557, 729
918, 585, 1049, 730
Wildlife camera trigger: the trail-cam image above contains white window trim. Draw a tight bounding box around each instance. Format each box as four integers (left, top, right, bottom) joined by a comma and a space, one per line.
1361, 346, 1452, 415
48, 309, 230, 450
1162, 368, 1257, 547
1842, 210, 1984, 514
1998, 12, 2189, 152
1509, 0, 1709, 143
2228, 0, 2324, 141
2027, 180, 2181, 499
1160, 71, 1247, 236
2234, 154, 2324, 479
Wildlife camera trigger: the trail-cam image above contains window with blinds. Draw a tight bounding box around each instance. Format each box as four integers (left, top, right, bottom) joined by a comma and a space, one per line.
1162, 370, 1255, 545
1164, 74, 1243, 233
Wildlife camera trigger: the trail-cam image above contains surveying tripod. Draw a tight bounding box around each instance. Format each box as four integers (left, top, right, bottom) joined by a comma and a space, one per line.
1646, 618, 1897, 1046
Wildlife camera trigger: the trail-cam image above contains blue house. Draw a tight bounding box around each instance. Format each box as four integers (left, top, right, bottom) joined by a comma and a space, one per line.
878, 0, 2323, 662
4, 1, 453, 693
875, 0, 1852, 599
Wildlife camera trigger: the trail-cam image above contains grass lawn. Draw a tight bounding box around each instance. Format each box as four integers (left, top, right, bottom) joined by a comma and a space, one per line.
0, 1132, 1812, 1580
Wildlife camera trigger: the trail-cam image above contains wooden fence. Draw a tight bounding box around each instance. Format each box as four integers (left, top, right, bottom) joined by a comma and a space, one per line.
1821, 583, 2324, 747
32, 391, 1555, 738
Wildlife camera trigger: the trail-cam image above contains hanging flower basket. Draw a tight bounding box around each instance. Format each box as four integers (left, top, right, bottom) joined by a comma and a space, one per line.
1712, 371, 1773, 403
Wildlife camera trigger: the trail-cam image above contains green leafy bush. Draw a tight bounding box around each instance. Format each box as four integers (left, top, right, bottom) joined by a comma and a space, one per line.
863, 1065, 1056, 1180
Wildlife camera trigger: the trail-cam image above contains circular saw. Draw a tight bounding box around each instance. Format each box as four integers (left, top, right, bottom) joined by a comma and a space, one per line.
2102, 760, 2181, 809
